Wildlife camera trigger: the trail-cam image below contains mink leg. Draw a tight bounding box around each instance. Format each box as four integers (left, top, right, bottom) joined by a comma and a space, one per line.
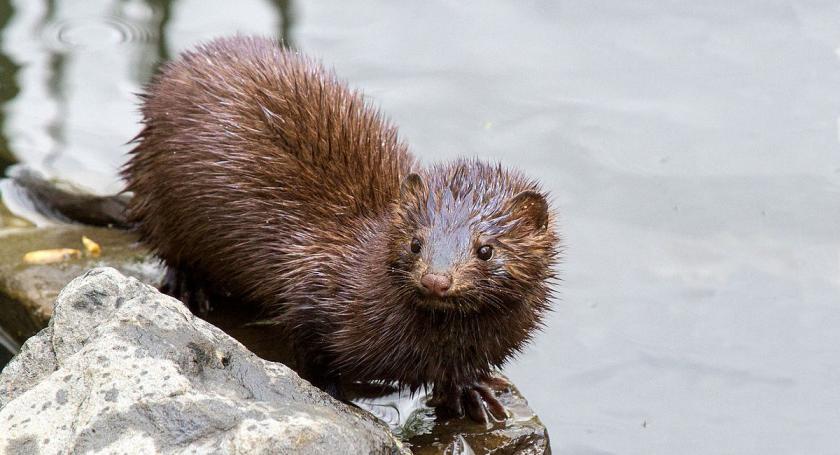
429, 378, 510, 424
160, 266, 211, 314
303, 365, 345, 402
293, 339, 345, 400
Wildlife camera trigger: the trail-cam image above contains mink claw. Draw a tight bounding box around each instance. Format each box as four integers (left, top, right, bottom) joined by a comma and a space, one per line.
464, 387, 488, 423
430, 380, 509, 423
475, 382, 507, 421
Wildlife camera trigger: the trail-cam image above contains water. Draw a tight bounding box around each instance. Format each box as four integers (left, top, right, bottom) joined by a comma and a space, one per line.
0, 1, 839, 453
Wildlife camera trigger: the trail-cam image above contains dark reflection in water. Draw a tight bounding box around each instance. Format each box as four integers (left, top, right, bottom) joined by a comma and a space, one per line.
41, 0, 66, 172
272, 0, 296, 48
144, 0, 172, 64
0, 0, 18, 174
0, 0, 294, 187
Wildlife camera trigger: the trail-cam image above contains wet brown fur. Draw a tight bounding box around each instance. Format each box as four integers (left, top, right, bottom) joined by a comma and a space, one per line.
123, 36, 560, 411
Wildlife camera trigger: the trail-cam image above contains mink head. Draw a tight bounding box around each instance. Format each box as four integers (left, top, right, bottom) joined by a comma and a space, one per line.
387, 159, 558, 313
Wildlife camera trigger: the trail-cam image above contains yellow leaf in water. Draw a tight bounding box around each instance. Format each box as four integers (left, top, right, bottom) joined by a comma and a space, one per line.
81, 236, 102, 257
23, 249, 82, 265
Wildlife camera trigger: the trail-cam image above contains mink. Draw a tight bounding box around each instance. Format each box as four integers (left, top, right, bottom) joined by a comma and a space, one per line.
122, 36, 560, 423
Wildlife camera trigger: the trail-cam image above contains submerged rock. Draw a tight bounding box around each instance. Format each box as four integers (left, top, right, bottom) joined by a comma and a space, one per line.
0, 267, 407, 454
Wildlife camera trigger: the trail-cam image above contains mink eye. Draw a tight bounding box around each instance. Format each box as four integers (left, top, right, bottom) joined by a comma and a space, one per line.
410, 237, 422, 254
476, 245, 493, 261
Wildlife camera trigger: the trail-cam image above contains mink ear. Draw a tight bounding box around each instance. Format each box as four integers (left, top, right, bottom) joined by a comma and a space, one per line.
400, 173, 425, 199
507, 190, 549, 231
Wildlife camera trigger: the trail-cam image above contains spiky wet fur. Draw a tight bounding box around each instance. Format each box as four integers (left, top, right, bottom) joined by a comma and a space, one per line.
124, 36, 560, 397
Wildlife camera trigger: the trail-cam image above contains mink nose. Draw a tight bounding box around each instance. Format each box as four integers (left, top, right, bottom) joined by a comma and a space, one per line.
420, 273, 451, 297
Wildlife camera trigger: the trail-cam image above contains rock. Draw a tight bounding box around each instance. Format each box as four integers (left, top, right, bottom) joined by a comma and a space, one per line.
0, 267, 408, 454
0, 226, 163, 346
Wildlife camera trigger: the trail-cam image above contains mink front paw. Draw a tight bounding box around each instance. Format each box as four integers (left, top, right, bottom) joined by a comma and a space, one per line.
428, 378, 510, 424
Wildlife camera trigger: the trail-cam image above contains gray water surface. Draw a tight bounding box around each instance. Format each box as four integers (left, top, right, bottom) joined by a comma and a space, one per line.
1, 1, 839, 453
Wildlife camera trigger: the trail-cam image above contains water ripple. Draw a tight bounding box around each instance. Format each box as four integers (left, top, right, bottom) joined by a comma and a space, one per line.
40, 16, 156, 52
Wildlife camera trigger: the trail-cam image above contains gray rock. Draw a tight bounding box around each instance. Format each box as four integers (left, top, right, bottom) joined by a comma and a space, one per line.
0, 267, 407, 454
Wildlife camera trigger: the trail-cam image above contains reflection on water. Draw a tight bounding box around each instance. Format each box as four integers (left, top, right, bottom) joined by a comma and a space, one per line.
0, 1, 839, 454
0, 0, 17, 174
0, 0, 293, 194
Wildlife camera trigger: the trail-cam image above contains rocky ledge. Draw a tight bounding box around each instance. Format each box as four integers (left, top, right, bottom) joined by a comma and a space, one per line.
0, 268, 407, 454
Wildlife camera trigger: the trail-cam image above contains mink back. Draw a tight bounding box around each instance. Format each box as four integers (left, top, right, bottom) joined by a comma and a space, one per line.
124, 36, 415, 305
